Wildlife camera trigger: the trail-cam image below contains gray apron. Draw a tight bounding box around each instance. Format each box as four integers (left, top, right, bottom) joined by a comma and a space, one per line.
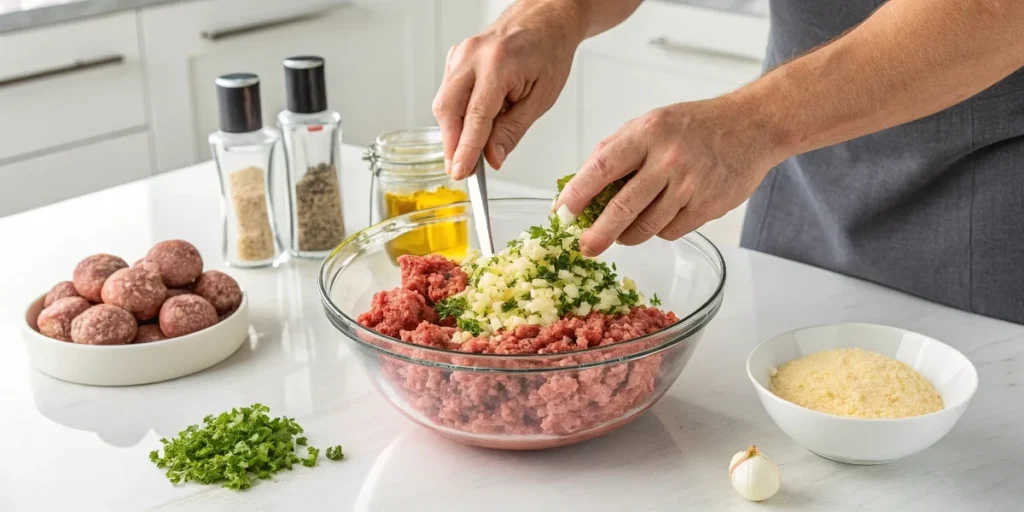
740, 0, 1024, 324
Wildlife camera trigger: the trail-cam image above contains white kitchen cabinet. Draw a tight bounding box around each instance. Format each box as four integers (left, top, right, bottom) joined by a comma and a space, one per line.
0, 11, 151, 217
0, 131, 152, 217
141, 0, 437, 173
0, 11, 148, 163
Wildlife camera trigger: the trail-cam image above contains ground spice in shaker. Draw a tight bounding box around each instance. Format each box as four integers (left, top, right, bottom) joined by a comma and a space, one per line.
295, 163, 345, 252
229, 166, 276, 261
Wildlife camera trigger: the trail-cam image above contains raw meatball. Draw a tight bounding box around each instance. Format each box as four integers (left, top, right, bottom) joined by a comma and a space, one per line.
159, 294, 218, 338
191, 270, 243, 315
133, 258, 161, 274
44, 281, 80, 308
166, 288, 191, 299
133, 324, 167, 344
146, 240, 203, 287
72, 254, 129, 302
37, 297, 92, 341
101, 267, 168, 321
70, 304, 137, 345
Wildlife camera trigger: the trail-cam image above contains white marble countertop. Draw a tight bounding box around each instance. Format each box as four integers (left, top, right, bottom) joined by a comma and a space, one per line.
1, 145, 1021, 511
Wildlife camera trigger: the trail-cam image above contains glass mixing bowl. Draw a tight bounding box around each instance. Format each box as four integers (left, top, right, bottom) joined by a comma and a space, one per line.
319, 198, 725, 450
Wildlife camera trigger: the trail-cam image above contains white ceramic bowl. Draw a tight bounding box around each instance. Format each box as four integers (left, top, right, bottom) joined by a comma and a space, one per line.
747, 322, 978, 465
23, 293, 250, 386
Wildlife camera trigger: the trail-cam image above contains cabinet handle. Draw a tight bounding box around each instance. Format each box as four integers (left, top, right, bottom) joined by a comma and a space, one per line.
647, 36, 761, 63
0, 55, 125, 88
201, 6, 344, 41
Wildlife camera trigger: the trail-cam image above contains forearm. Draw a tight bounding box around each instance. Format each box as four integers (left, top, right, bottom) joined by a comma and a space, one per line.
735, 0, 1024, 162
497, 0, 642, 43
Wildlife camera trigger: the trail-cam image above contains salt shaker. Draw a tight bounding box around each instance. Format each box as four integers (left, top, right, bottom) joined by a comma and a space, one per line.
209, 73, 284, 268
278, 55, 345, 259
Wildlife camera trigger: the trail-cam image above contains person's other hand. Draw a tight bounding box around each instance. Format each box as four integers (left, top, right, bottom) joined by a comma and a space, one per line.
555, 97, 788, 257
433, 2, 584, 179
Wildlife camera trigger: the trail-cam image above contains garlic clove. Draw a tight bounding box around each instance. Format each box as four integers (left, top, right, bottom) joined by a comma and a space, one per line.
729, 445, 781, 502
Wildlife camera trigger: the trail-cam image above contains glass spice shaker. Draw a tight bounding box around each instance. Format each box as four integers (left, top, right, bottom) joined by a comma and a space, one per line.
364, 127, 470, 261
278, 55, 346, 259
209, 73, 284, 268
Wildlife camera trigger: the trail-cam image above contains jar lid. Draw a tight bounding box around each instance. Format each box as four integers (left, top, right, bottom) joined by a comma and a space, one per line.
364, 127, 446, 176
215, 73, 263, 133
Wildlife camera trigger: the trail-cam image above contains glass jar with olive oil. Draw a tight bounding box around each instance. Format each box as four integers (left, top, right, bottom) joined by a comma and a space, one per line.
364, 127, 469, 261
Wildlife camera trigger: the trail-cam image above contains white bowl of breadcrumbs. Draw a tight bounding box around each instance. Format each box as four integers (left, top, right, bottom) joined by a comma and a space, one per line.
747, 323, 978, 465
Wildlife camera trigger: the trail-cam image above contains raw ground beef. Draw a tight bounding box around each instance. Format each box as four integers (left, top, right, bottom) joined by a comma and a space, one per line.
358, 255, 680, 438
397, 254, 468, 305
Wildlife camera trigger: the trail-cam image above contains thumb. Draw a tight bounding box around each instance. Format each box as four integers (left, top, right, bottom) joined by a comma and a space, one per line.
485, 98, 544, 170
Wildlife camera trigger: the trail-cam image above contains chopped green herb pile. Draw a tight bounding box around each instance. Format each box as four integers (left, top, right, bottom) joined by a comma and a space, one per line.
149, 403, 344, 490
556, 172, 634, 228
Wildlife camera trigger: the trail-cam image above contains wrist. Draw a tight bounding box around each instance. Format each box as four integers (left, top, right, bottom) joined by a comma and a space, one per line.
725, 71, 804, 166
509, 0, 590, 45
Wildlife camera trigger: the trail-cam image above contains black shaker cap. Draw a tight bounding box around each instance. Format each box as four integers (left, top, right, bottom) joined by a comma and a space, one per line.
283, 56, 328, 114
215, 73, 263, 133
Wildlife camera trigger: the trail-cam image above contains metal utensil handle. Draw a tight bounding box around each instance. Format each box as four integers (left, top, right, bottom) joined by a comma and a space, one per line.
467, 156, 495, 257
0, 55, 124, 88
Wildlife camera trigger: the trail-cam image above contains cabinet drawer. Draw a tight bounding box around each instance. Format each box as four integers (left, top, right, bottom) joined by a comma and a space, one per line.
0, 12, 146, 162
581, 2, 767, 85
0, 131, 152, 217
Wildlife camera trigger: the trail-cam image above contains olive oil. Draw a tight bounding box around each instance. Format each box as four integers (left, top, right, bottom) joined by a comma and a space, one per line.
384, 186, 469, 260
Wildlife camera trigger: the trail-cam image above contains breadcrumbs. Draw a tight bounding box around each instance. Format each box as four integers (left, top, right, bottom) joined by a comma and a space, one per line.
769, 348, 943, 419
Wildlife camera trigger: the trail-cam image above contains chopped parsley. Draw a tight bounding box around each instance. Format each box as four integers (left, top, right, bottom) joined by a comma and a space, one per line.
650, 294, 662, 306
457, 317, 484, 336
556, 172, 634, 229
148, 404, 345, 490
434, 296, 467, 320
501, 298, 518, 312
302, 447, 320, 468
325, 445, 345, 461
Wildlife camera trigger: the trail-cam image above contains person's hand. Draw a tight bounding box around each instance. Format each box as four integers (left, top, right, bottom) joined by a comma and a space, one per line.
555, 96, 788, 257
433, 2, 585, 179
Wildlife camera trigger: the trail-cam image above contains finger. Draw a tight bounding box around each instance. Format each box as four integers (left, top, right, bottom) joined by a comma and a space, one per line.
556, 129, 646, 217
617, 191, 685, 246
579, 164, 665, 257
451, 75, 506, 180
658, 207, 703, 241
432, 70, 474, 172
445, 45, 456, 73
484, 96, 545, 169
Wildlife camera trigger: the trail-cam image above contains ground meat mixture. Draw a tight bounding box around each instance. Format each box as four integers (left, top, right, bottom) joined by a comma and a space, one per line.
71, 304, 137, 345
159, 294, 218, 338
44, 281, 80, 308
398, 254, 468, 305
72, 254, 129, 303
357, 288, 439, 338
358, 255, 678, 438
192, 270, 243, 315
146, 240, 204, 288
133, 324, 167, 344
38, 297, 92, 341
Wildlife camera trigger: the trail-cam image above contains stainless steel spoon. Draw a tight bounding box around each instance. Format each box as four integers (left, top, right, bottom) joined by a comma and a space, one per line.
465, 155, 495, 257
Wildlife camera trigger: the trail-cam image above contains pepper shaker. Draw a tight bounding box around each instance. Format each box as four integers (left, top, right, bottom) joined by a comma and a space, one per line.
278, 55, 346, 259
209, 73, 284, 268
